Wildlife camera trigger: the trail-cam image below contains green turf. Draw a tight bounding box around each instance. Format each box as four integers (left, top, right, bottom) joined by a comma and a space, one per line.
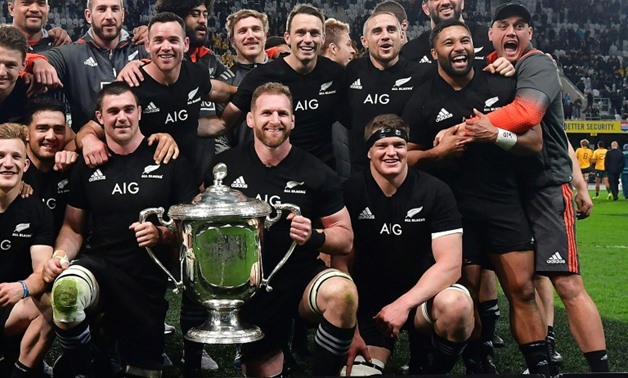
45, 192, 628, 376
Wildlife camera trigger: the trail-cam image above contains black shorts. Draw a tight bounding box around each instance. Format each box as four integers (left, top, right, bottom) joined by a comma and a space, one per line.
240, 261, 326, 362
581, 166, 592, 174
74, 255, 168, 370
461, 204, 534, 266
524, 184, 580, 274
595, 170, 607, 178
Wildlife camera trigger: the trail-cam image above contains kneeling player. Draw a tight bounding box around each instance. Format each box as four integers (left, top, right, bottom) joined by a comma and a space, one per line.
340, 115, 473, 375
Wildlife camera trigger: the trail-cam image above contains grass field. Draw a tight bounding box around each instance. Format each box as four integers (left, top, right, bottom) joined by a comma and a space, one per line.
46, 192, 628, 376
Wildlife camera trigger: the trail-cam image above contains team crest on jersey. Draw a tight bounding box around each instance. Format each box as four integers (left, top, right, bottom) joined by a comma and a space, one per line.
392, 77, 413, 91
319, 81, 337, 95
141, 164, 163, 179
187, 87, 201, 105
284, 181, 306, 194
12, 223, 32, 238
483, 96, 500, 112
57, 179, 70, 194
405, 207, 425, 223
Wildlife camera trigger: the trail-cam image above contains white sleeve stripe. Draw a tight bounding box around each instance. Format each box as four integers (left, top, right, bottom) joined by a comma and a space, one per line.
432, 228, 463, 240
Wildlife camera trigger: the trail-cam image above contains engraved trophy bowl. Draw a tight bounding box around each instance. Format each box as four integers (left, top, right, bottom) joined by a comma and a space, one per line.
139, 163, 300, 344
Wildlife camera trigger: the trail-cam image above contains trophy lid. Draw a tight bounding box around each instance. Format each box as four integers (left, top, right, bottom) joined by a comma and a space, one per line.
168, 163, 271, 220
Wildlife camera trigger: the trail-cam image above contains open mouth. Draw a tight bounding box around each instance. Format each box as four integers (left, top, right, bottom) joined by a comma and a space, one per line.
504, 40, 518, 53
451, 54, 468, 67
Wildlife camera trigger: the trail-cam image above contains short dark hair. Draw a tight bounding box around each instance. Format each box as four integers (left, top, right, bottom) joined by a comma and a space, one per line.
23, 96, 66, 126
148, 12, 186, 35
265, 35, 287, 49
251, 82, 293, 111
0, 25, 27, 61
597, 141, 605, 148
430, 19, 470, 48
286, 3, 325, 33
155, 0, 214, 19
373, 0, 407, 24
364, 114, 410, 141
95, 82, 139, 111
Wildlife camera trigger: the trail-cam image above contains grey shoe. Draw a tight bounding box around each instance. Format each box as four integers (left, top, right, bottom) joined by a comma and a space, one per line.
164, 322, 175, 335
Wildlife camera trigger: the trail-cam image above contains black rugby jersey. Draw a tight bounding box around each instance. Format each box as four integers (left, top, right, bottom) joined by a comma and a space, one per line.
23, 165, 71, 235
133, 60, 212, 178
68, 140, 197, 283
402, 70, 520, 216
213, 142, 343, 272
230, 56, 345, 167
0, 196, 53, 283
401, 23, 494, 65
343, 168, 460, 316
0, 77, 28, 123
343, 56, 431, 173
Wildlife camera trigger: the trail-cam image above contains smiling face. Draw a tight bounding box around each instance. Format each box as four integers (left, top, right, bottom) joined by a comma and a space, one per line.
284, 13, 324, 64
368, 135, 407, 178
0, 137, 29, 192
147, 20, 189, 72
231, 15, 266, 62
361, 13, 403, 69
26, 110, 66, 164
0, 46, 25, 94
96, 91, 142, 146
431, 24, 474, 78
85, 0, 124, 44
247, 93, 295, 149
489, 16, 533, 63
184, 4, 208, 48
422, 0, 464, 25
9, 0, 49, 36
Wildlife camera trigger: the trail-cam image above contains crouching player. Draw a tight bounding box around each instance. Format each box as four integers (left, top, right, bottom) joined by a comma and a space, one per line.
339, 115, 474, 375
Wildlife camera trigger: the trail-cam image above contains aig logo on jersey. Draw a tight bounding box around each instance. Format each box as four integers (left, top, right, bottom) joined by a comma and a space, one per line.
405, 207, 425, 223
12, 223, 32, 238
391, 77, 413, 91
284, 181, 306, 194
187, 87, 201, 105
319, 81, 336, 96
141, 164, 163, 179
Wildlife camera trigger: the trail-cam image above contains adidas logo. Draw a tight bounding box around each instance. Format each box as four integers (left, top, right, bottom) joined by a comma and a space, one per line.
231, 176, 247, 188
546, 252, 566, 264
358, 207, 375, 220
435, 108, 453, 122
83, 57, 98, 67
187, 87, 200, 104
144, 102, 160, 114
89, 169, 106, 182
419, 55, 432, 64
350, 79, 362, 90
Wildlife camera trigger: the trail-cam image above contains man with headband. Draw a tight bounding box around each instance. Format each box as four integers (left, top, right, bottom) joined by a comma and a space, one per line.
338, 114, 473, 375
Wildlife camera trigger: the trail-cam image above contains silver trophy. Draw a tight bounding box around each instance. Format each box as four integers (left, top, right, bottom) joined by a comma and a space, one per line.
139, 163, 300, 344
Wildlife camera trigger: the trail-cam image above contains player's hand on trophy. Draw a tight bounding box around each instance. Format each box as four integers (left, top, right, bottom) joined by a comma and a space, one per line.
130, 222, 160, 248
287, 213, 312, 245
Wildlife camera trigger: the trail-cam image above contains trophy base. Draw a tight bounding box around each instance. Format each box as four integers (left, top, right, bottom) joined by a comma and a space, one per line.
184, 308, 264, 344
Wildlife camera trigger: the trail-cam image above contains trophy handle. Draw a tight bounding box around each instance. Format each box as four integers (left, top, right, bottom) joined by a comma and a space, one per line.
139, 207, 185, 293
261, 203, 301, 292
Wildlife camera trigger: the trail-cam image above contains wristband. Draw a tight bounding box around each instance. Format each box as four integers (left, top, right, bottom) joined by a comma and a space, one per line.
18, 280, 29, 298
305, 229, 326, 250
495, 127, 517, 150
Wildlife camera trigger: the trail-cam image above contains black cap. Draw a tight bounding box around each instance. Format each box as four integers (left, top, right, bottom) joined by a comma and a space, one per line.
492, 2, 532, 24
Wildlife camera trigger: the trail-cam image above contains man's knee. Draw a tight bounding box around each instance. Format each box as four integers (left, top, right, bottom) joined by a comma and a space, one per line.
51, 265, 99, 327
310, 270, 358, 317
551, 273, 585, 302
431, 285, 474, 339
